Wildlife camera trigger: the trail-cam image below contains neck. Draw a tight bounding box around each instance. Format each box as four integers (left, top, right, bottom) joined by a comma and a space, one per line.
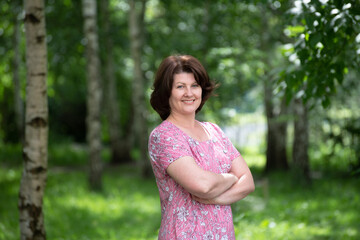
167, 112, 197, 129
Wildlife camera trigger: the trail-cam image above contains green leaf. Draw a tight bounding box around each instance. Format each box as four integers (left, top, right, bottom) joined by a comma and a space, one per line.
297, 49, 310, 63
321, 96, 331, 108
285, 25, 306, 37
308, 32, 322, 49
305, 14, 316, 31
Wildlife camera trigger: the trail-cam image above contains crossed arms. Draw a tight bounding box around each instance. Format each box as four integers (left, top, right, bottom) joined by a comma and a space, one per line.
166, 155, 255, 205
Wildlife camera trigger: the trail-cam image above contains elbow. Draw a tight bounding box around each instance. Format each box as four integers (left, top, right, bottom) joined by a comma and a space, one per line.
244, 173, 255, 194
195, 187, 214, 199
192, 181, 218, 199
246, 176, 255, 194
202, 186, 219, 199
240, 176, 255, 197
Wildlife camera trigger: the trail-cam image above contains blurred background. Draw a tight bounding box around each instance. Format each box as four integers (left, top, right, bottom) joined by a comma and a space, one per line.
0, 0, 359, 239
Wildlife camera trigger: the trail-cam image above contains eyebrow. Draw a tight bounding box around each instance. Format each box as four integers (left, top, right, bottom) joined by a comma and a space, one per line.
174, 81, 198, 85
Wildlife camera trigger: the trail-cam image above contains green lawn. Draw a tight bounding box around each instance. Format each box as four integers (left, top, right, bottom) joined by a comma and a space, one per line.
0, 146, 359, 240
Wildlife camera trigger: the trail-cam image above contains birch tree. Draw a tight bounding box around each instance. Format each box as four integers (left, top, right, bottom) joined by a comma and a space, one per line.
129, 0, 152, 177
82, 0, 103, 190
100, 0, 131, 164
18, 0, 48, 239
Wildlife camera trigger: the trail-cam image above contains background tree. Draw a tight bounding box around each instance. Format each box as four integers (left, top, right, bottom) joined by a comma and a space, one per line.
18, 0, 48, 239
82, 0, 103, 190
293, 97, 310, 183
0, 0, 24, 144
257, 2, 291, 173
281, 0, 360, 179
100, 0, 131, 164
129, 0, 152, 177
0, 1, 358, 238
283, 0, 360, 106
45, 1, 88, 143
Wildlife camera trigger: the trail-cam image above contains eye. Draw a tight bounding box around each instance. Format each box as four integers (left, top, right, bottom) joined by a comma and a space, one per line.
192, 84, 199, 87
176, 85, 184, 89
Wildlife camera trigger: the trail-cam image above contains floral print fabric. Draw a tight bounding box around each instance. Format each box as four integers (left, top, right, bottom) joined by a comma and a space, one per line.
148, 120, 241, 240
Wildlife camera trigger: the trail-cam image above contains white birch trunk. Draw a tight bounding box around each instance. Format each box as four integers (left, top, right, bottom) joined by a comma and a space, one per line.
18, 0, 48, 239
129, 0, 152, 177
82, 0, 103, 190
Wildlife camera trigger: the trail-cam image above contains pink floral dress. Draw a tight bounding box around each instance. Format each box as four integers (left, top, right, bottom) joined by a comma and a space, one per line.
148, 120, 241, 240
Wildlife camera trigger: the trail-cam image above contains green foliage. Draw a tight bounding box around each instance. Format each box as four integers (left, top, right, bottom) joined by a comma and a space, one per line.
48, 144, 89, 167
0, 142, 110, 167
0, 0, 25, 143
308, 74, 360, 175
0, 0, 359, 181
0, 144, 22, 166
281, 0, 360, 107
45, 0, 88, 142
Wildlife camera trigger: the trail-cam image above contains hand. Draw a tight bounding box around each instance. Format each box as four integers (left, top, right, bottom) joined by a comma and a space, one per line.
221, 173, 239, 183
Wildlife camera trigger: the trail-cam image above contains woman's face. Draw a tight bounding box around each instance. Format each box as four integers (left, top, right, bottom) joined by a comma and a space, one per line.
169, 72, 202, 117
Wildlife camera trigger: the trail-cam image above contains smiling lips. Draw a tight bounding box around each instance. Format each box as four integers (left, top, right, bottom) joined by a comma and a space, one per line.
182, 99, 196, 104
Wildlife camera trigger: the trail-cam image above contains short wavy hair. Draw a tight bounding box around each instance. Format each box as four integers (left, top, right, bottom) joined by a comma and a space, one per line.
150, 55, 217, 120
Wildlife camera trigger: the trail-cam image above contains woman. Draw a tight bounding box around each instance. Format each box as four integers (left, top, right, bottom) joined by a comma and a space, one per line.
148, 55, 255, 240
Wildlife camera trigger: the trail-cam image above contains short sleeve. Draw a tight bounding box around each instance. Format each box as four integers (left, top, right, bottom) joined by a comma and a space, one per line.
207, 122, 241, 161
148, 125, 192, 176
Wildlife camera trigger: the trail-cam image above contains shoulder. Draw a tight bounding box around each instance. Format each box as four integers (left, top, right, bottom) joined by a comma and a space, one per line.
149, 121, 184, 143
150, 120, 176, 134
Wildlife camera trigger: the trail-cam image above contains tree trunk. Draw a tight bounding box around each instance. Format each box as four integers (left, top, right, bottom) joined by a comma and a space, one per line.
18, 0, 48, 239
260, 5, 288, 173
13, 5, 24, 142
129, 0, 152, 177
200, 0, 210, 59
100, 0, 131, 164
82, 0, 103, 190
264, 79, 289, 172
292, 98, 311, 183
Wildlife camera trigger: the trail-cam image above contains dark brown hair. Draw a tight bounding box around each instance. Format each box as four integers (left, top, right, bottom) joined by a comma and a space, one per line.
150, 55, 217, 120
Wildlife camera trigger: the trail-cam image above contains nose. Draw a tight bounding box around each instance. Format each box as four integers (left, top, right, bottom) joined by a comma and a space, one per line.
184, 86, 194, 96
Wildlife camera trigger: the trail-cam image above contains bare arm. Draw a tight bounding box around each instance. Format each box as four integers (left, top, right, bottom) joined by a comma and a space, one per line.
192, 155, 255, 205
166, 156, 238, 199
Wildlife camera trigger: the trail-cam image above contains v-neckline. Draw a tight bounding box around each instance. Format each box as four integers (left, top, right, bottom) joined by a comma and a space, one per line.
165, 120, 212, 143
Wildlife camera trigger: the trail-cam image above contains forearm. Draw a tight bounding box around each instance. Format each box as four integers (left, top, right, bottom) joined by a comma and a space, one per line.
214, 174, 255, 205
193, 172, 238, 199
166, 156, 239, 199
194, 173, 255, 205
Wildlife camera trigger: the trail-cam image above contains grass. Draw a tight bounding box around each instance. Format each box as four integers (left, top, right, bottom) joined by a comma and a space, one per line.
0, 165, 160, 240
0, 144, 359, 239
45, 166, 160, 240
232, 172, 360, 239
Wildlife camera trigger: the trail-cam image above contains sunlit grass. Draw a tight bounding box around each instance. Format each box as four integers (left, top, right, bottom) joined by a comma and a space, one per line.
232, 170, 360, 240
0, 149, 359, 240
44, 167, 160, 240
